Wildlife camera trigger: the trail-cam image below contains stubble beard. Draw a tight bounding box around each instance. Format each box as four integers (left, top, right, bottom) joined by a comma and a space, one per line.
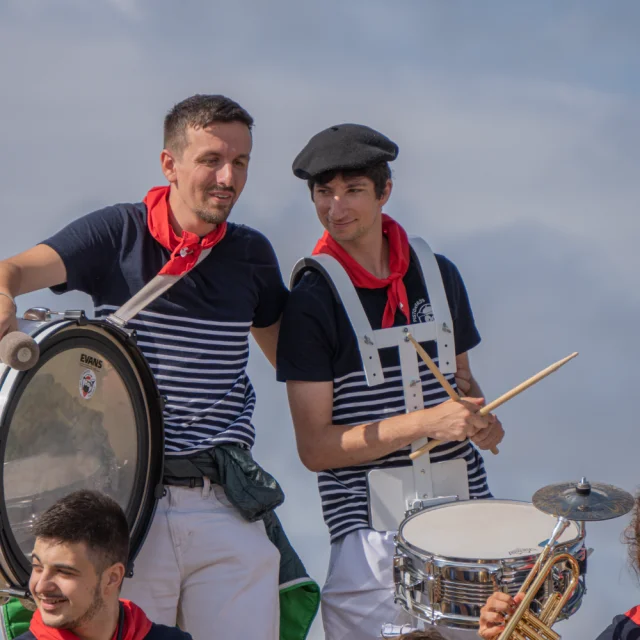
194, 202, 235, 226
54, 584, 105, 631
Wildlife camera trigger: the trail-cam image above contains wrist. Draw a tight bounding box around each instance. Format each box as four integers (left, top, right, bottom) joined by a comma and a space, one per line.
0, 291, 16, 312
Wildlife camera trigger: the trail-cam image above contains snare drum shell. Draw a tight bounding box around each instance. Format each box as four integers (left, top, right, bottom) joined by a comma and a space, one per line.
394, 499, 587, 629
0, 315, 164, 597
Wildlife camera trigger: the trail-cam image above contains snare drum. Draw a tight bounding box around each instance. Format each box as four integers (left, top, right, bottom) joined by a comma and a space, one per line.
394, 500, 587, 630
0, 310, 164, 602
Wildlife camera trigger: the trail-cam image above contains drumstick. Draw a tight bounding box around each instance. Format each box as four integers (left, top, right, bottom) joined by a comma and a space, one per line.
477, 352, 578, 416
410, 351, 579, 461
406, 334, 459, 402
406, 333, 499, 457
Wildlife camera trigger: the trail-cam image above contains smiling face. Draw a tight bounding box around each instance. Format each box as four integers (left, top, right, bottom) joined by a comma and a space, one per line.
312, 174, 392, 245
161, 121, 252, 226
29, 538, 123, 631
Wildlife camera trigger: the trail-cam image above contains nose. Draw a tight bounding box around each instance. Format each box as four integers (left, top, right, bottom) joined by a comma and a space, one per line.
328, 195, 347, 219
216, 162, 234, 188
32, 571, 56, 595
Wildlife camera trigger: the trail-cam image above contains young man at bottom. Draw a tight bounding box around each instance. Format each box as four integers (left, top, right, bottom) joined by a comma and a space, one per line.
19, 490, 190, 640
277, 124, 505, 640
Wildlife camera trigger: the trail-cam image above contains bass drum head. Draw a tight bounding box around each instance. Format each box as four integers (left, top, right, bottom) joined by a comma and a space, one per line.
0, 319, 164, 594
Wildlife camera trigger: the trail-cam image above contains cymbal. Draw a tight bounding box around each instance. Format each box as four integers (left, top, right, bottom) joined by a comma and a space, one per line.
533, 478, 635, 522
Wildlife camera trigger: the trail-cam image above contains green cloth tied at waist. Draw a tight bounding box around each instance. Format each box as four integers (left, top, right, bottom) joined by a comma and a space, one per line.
164, 445, 320, 640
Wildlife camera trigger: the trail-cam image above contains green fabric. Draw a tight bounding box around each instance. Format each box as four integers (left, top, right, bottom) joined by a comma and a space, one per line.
1, 598, 33, 640
279, 581, 321, 640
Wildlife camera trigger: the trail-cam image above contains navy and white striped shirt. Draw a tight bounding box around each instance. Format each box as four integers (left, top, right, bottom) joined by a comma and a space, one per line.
277, 252, 491, 542
43, 202, 287, 456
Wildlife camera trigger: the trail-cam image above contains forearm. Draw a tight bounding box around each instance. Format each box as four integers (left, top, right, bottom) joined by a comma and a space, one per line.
298, 410, 428, 472
466, 375, 484, 399
0, 261, 22, 297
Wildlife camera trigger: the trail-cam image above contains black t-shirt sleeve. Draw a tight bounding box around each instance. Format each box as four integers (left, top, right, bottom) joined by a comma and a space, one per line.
595, 612, 640, 640
437, 254, 481, 355
248, 232, 289, 328
276, 271, 336, 382
40, 206, 125, 297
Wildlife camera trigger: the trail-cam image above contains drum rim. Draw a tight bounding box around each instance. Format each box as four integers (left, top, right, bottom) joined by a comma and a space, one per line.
0, 318, 164, 592
396, 499, 585, 566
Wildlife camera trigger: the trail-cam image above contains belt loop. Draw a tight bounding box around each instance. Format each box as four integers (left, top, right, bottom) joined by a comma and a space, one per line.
202, 476, 211, 499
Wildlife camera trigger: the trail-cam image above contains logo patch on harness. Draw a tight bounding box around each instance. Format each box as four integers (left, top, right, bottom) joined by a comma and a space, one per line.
411, 298, 434, 323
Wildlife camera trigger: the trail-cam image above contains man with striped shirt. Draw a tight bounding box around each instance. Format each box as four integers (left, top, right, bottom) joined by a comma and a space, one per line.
0, 95, 289, 639
277, 124, 504, 640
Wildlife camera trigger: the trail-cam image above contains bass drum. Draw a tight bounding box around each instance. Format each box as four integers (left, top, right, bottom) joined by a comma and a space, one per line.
0, 309, 164, 604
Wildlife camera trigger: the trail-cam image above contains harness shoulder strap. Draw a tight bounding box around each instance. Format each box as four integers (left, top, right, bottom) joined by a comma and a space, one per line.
408, 237, 456, 372
290, 255, 384, 385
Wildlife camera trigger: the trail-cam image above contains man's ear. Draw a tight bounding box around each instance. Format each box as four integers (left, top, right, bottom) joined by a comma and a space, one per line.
104, 563, 126, 593
379, 179, 393, 206
160, 149, 178, 184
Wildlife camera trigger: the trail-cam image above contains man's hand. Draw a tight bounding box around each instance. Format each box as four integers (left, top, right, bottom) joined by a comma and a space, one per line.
420, 396, 492, 442
478, 592, 523, 639
455, 361, 473, 396
0, 295, 17, 341
471, 412, 504, 451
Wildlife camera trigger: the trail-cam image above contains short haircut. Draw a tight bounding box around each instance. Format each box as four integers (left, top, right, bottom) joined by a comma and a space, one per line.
164, 94, 254, 156
33, 490, 129, 572
624, 493, 640, 578
398, 630, 449, 640
307, 162, 391, 200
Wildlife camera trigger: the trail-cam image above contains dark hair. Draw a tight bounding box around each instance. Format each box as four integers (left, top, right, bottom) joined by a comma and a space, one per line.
33, 490, 129, 572
307, 162, 392, 200
624, 494, 640, 578
164, 94, 254, 156
398, 630, 449, 640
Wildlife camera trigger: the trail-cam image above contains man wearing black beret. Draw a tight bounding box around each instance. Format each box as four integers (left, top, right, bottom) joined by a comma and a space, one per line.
277, 124, 505, 639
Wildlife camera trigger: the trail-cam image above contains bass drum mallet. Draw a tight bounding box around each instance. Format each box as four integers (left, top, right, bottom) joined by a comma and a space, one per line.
0, 331, 40, 371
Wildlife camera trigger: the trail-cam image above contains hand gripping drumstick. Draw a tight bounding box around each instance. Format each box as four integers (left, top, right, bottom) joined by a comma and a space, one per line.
0, 331, 40, 371
405, 333, 498, 457
409, 348, 579, 461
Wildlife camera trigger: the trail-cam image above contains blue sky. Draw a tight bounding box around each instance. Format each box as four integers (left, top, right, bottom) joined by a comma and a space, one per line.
1, 1, 639, 638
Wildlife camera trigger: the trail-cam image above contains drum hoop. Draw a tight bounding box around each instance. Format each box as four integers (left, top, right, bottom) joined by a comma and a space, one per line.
0, 318, 164, 589
396, 499, 585, 566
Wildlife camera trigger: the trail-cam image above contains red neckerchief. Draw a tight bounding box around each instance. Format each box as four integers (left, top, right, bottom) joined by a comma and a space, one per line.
312, 213, 411, 328
144, 185, 227, 276
29, 600, 152, 640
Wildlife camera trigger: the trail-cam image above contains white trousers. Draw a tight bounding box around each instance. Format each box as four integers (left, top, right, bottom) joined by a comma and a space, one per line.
322, 529, 478, 640
121, 481, 280, 640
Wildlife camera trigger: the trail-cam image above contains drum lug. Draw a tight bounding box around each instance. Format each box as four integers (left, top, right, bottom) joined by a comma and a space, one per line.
0, 588, 35, 611
64, 309, 88, 324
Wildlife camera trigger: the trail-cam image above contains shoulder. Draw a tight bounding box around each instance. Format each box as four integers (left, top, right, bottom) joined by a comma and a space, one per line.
433, 253, 463, 281
288, 266, 336, 307
595, 607, 640, 640
145, 623, 193, 640
225, 223, 277, 260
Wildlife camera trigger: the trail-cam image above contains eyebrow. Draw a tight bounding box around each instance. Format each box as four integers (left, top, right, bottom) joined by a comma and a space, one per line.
31, 555, 81, 574
196, 152, 250, 161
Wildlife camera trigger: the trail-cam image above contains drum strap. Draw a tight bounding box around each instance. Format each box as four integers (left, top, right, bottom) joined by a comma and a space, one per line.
105, 248, 213, 328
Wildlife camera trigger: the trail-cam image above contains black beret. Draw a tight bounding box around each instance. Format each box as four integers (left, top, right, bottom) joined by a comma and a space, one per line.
292, 123, 398, 180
